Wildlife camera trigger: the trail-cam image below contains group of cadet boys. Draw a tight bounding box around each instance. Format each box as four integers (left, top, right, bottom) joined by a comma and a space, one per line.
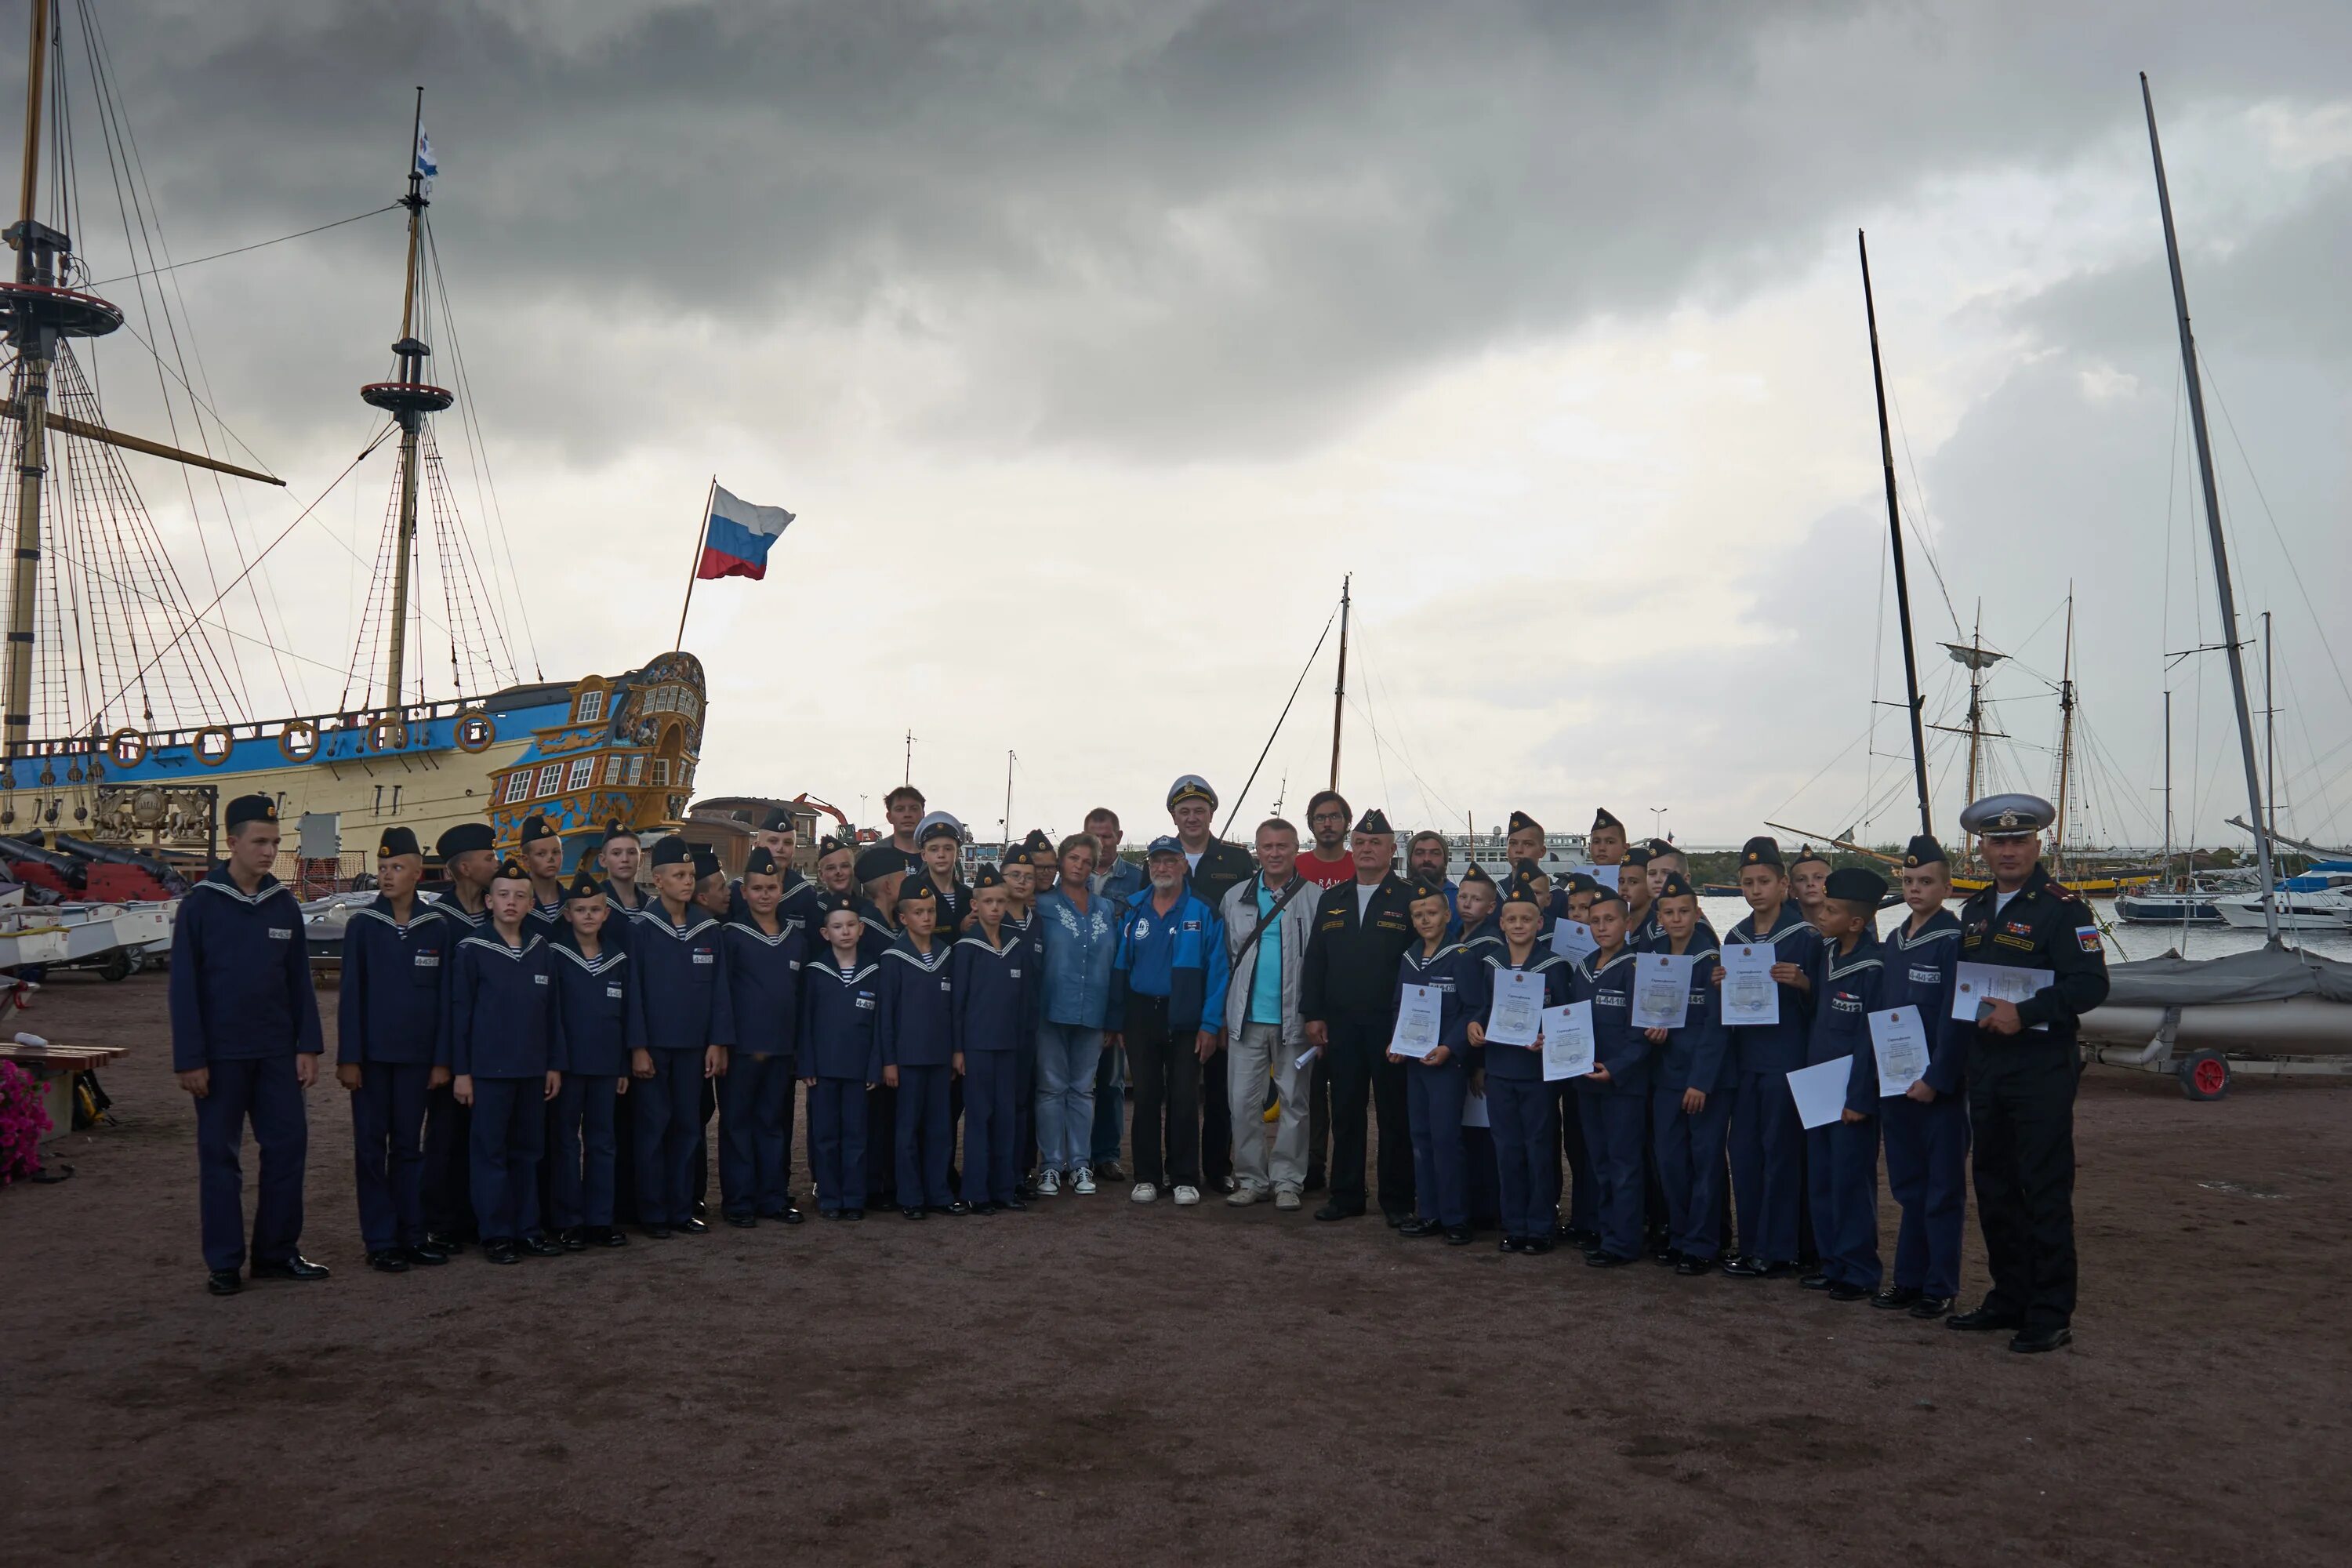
169, 772, 2105, 1356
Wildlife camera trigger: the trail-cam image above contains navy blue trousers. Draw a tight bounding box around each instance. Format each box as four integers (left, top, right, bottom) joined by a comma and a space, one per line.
420, 1080, 474, 1240
1405, 1057, 1468, 1228
895, 1063, 953, 1208
1552, 1082, 1595, 1234
194, 1055, 309, 1272
350, 1061, 430, 1252
1579, 1091, 1650, 1260
719, 1051, 795, 1217
963, 1050, 1019, 1206
1882, 1091, 1969, 1297
1487, 1076, 1557, 1240
1012, 1029, 1039, 1187
633, 1048, 706, 1228
1463, 1123, 1502, 1229
1805, 1116, 1882, 1289
550, 1071, 619, 1229
1653, 1080, 1736, 1261
1730, 1068, 1804, 1265
810, 1076, 869, 1211
468, 1076, 546, 1242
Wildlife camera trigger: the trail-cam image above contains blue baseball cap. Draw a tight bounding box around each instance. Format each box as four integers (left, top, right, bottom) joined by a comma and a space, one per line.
1145, 835, 1185, 858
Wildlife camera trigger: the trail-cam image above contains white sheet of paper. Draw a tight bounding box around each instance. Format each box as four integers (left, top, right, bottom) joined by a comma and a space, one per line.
1294, 1046, 1319, 1072
1719, 942, 1780, 1026
1541, 1000, 1595, 1081
1390, 983, 1442, 1060
1868, 1004, 1932, 1095
1550, 918, 1598, 961
1632, 953, 1695, 1029
1584, 864, 1621, 891
1787, 1058, 1852, 1130
1951, 962, 2055, 1029
1485, 967, 1543, 1047
1461, 1088, 1490, 1129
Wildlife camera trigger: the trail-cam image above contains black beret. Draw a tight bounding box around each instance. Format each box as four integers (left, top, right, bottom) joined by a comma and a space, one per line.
1508, 810, 1541, 837
1825, 866, 1889, 906
760, 807, 793, 832
437, 822, 494, 858
743, 847, 779, 877
562, 869, 603, 903
1902, 834, 1948, 869
377, 826, 421, 858
1353, 808, 1392, 835
1656, 870, 1695, 900
225, 793, 278, 829
973, 863, 1005, 891
491, 855, 530, 882
897, 873, 942, 906
855, 845, 909, 884
520, 813, 557, 844
1738, 835, 1782, 868
1591, 807, 1623, 833
1460, 862, 1495, 887
691, 848, 723, 880
649, 837, 694, 868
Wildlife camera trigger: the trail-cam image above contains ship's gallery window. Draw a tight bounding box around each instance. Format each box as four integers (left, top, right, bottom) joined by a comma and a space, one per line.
575, 688, 605, 724
650, 758, 670, 786
567, 757, 595, 791
606, 754, 629, 785
535, 762, 564, 797
501, 771, 532, 804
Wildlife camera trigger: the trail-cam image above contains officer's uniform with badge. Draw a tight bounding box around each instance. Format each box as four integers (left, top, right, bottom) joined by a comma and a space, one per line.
1875, 834, 1971, 1318
1947, 794, 2109, 1354
169, 793, 328, 1294
1298, 808, 1419, 1225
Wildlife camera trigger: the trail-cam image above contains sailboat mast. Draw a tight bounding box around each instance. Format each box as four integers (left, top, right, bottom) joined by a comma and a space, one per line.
381, 87, 427, 712
1327, 572, 1350, 792
2053, 590, 2075, 879
2161, 688, 2174, 887
1858, 231, 1934, 837
2262, 611, 2276, 844
1964, 608, 1985, 805
1, 0, 49, 759
1002, 750, 1014, 848
2140, 72, 2278, 942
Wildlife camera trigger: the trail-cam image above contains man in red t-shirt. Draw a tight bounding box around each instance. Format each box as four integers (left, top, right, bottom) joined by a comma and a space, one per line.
1298, 791, 1355, 890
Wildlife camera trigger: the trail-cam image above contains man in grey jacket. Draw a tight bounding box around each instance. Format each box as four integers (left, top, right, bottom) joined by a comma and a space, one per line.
1220, 818, 1319, 1210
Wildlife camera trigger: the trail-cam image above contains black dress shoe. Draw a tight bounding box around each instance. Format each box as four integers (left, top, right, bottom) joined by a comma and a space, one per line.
678, 1217, 709, 1236
423, 1231, 466, 1256
1098, 1161, 1127, 1183
901, 1206, 925, 1221
1828, 1281, 1871, 1301
405, 1242, 450, 1266
250, 1255, 331, 1282
366, 1250, 411, 1274
946, 1200, 973, 1216
724, 1213, 757, 1229
1523, 1237, 1555, 1256
843, 1207, 866, 1221
1947, 1306, 2024, 1333
1313, 1202, 1363, 1222
1586, 1250, 1637, 1269
593, 1226, 629, 1247
692, 1200, 708, 1218
643, 1225, 673, 1240
1871, 1286, 1923, 1311
1444, 1225, 1474, 1244
519, 1234, 565, 1257
483, 1240, 521, 1265
1675, 1254, 1717, 1276
206, 1269, 242, 1296
1907, 1294, 1952, 1319
1383, 1210, 1413, 1229
2008, 1326, 2073, 1355
1498, 1236, 1526, 1254
971, 1201, 1000, 1216
1396, 1218, 1441, 1238
1799, 1272, 1835, 1291
1720, 1254, 1769, 1277
764, 1204, 806, 1226
999, 1195, 1028, 1211
557, 1227, 590, 1251
818, 1209, 842, 1221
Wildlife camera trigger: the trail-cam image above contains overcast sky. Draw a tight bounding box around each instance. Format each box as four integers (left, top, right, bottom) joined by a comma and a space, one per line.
44, 0, 2352, 851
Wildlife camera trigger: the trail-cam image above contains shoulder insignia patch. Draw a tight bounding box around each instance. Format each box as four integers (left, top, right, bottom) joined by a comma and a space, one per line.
2076, 925, 2102, 953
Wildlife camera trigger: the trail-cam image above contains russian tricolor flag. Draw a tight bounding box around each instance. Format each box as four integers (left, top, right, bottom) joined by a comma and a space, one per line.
695, 485, 797, 580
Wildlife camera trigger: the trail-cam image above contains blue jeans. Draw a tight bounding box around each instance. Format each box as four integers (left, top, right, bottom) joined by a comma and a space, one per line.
1035, 1021, 1103, 1174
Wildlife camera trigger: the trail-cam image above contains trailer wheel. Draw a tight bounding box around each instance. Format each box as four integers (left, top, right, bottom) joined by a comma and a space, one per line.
96, 949, 133, 983
2178, 1050, 2230, 1102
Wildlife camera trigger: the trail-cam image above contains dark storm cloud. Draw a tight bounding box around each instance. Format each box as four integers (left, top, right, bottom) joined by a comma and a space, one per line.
60, 0, 2352, 462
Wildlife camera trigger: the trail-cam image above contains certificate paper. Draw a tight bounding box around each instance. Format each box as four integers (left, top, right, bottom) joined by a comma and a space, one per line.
1787, 1058, 1851, 1130
1632, 953, 1695, 1029
1461, 1089, 1490, 1130
1485, 968, 1543, 1047
1541, 1001, 1595, 1081
1550, 919, 1598, 962
1951, 963, 2055, 1028
1390, 983, 1442, 1060
1719, 942, 1780, 1027
1575, 864, 1621, 892
1868, 1005, 1931, 1095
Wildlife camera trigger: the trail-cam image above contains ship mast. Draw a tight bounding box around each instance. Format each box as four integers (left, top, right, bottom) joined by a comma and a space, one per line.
2141, 73, 2278, 942
2053, 590, 2075, 879
360, 86, 452, 716
1857, 230, 1934, 838
1328, 572, 1349, 792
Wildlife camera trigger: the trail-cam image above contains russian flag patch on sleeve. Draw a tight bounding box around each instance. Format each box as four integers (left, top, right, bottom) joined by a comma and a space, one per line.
2076, 926, 2102, 953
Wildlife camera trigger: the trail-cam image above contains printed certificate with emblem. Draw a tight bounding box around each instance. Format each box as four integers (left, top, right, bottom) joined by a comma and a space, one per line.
1632, 953, 1695, 1029
1540, 1000, 1596, 1081
1570, 863, 1620, 891
1550, 918, 1598, 961
1485, 967, 1544, 1047
1951, 962, 2054, 1028
1389, 983, 1443, 1059
1719, 942, 1780, 1026
1867, 1004, 1932, 1094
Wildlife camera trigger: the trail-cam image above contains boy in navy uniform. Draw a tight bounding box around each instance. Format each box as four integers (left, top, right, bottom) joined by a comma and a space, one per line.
171, 793, 329, 1295
915, 814, 971, 928
718, 848, 804, 1227
1799, 867, 1889, 1301
801, 896, 883, 1218
336, 826, 451, 1272
1572, 889, 1648, 1266
1946, 793, 2109, 1354
1618, 844, 1654, 946
421, 820, 497, 1253
629, 836, 732, 1238
448, 857, 564, 1264
1873, 835, 1968, 1317
954, 866, 1031, 1213
1453, 863, 1500, 952
1467, 873, 1572, 1255
880, 873, 960, 1218
1789, 848, 1833, 930
520, 813, 567, 935
593, 822, 646, 1224
548, 869, 637, 1249
1388, 878, 1477, 1244
1004, 830, 1056, 1195
1718, 836, 1821, 1279
1646, 871, 1733, 1275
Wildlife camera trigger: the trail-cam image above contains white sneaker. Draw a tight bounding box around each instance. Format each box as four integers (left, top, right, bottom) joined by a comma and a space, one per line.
1226, 1185, 1260, 1207
1173, 1185, 1201, 1207
1073, 1166, 1097, 1196
1274, 1189, 1302, 1211
1130, 1181, 1158, 1204
1036, 1169, 1060, 1196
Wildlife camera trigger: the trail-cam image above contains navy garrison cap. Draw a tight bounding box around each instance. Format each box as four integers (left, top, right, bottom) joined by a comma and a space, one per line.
225, 793, 277, 829
1738, 835, 1782, 868
1508, 811, 1541, 837
1959, 793, 2053, 840
691, 848, 723, 881
377, 826, 421, 859
1567, 873, 1603, 896
492, 855, 530, 883
648, 837, 694, 868
743, 848, 779, 877
1645, 837, 1676, 859
437, 822, 494, 858
760, 807, 793, 832
1021, 829, 1057, 865
1460, 862, 1495, 887
973, 863, 1005, 891
602, 818, 638, 843
562, 869, 602, 903
897, 873, 942, 906
1624, 845, 1653, 867
1825, 866, 1889, 907
1501, 872, 1542, 909
1408, 879, 1449, 905
1591, 807, 1624, 833
816, 833, 854, 860
1902, 834, 1947, 869
1354, 808, 1392, 835
520, 814, 557, 844
1656, 871, 1695, 900
1790, 847, 1832, 871
1588, 884, 1627, 910
816, 892, 859, 921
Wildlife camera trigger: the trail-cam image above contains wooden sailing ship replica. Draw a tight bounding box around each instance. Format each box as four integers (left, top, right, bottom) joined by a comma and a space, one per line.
0, 5, 698, 889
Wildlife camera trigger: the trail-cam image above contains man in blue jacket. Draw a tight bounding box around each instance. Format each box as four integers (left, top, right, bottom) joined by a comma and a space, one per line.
1104, 837, 1230, 1207
171, 793, 328, 1296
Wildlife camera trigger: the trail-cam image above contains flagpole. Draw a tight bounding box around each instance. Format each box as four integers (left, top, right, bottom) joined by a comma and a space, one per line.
673, 474, 717, 653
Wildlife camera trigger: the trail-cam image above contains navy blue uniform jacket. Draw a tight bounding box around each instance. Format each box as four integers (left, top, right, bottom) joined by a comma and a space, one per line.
447, 931, 563, 1077
722, 914, 805, 1061
1806, 933, 1886, 1114
1652, 928, 1732, 1098
631, 902, 735, 1051
1396, 941, 1480, 1066
800, 954, 884, 1082
879, 935, 956, 1069
336, 898, 450, 1066
551, 932, 641, 1076
169, 869, 325, 1073
1573, 946, 1648, 1095
952, 926, 1029, 1055
1477, 948, 1573, 1083
1881, 909, 1966, 1096
1722, 902, 1821, 1077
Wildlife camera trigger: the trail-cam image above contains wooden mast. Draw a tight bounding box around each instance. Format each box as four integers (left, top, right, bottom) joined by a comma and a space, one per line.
1327, 573, 1349, 791
1858, 230, 1934, 838
2, 0, 52, 758
381, 86, 427, 713
2053, 590, 2075, 879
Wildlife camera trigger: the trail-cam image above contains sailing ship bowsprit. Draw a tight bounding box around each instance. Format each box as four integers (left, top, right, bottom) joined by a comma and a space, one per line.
0, 9, 699, 888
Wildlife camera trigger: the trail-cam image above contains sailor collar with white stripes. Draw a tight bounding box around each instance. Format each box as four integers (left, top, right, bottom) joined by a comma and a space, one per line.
1405, 941, 1463, 972
1581, 946, 1637, 978
1728, 902, 1805, 946
193, 869, 292, 906
1823, 944, 1883, 984
459, 931, 545, 960
551, 940, 626, 974
1889, 913, 1960, 950
1486, 947, 1568, 972
886, 937, 950, 970
352, 895, 443, 931
725, 913, 802, 946
818, 959, 879, 986
643, 902, 720, 940
957, 927, 1019, 956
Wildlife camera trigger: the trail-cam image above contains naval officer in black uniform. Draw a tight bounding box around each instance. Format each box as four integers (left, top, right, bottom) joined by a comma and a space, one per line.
1944, 793, 2109, 1354
1299, 808, 1417, 1225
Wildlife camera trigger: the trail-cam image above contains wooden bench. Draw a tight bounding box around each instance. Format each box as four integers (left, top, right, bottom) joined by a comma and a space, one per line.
1, 1041, 128, 1146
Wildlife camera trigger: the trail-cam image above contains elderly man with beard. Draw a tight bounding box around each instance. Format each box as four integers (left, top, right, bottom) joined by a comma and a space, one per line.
1103, 837, 1230, 1207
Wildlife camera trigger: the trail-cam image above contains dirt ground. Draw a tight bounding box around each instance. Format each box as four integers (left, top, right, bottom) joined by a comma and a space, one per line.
4, 970, 2348, 1567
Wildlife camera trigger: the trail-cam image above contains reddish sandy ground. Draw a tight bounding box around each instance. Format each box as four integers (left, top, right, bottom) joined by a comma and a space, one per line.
4, 970, 2348, 1566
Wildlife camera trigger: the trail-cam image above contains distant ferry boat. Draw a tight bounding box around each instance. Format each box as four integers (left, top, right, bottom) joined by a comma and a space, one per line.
1443, 829, 1589, 883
